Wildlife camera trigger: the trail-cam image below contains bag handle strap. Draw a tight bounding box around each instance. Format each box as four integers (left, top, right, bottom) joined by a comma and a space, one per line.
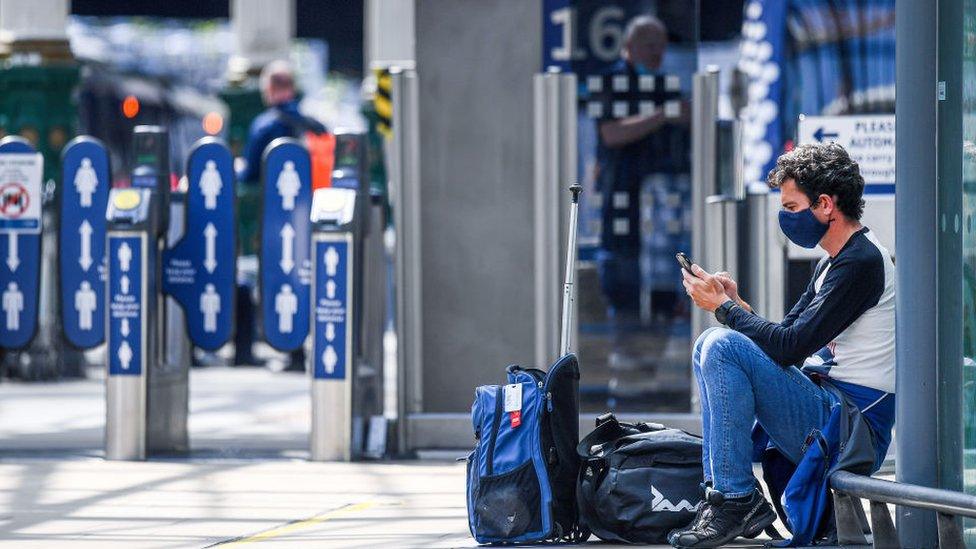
577, 413, 670, 458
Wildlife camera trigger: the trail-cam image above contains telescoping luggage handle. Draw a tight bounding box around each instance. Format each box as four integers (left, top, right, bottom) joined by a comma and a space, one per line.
559, 184, 583, 357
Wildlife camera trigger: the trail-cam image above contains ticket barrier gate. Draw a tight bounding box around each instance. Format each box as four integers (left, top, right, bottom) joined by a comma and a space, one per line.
55, 126, 236, 460
103, 128, 170, 459
307, 131, 380, 461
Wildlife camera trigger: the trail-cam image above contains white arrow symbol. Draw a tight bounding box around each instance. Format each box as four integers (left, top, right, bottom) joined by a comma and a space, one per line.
203, 222, 218, 273
325, 322, 335, 341
326, 279, 336, 299
79, 220, 93, 271
120, 275, 130, 295
118, 242, 132, 272
5, 232, 19, 272
279, 223, 295, 273
121, 318, 130, 337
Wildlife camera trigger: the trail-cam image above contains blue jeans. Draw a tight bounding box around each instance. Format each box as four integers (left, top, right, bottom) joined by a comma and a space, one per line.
693, 327, 834, 498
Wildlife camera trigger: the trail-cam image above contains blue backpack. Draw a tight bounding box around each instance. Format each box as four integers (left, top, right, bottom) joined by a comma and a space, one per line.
466, 354, 588, 544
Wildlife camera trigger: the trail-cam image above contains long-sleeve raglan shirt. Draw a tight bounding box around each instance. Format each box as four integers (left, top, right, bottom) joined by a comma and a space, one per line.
724, 227, 896, 394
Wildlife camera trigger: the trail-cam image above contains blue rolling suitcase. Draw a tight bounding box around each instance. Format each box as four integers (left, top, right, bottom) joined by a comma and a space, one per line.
466, 186, 589, 544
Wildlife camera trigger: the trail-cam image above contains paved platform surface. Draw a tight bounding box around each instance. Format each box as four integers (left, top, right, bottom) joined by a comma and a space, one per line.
0, 367, 774, 547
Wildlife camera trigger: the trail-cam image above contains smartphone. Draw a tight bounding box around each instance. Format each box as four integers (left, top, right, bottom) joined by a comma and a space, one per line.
675, 252, 695, 275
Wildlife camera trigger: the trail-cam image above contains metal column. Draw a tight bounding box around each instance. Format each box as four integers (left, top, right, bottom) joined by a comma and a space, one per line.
691, 67, 719, 338
389, 67, 422, 455
895, 0, 953, 546
533, 69, 577, 366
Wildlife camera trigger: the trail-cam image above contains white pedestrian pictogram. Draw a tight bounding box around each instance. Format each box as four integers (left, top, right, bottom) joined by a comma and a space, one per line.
2, 281, 23, 331
275, 283, 298, 334
74, 157, 98, 208
118, 340, 133, 370
323, 345, 338, 374
121, 318, 130, 337
325, 322, 335, 341
324, 246, 339, 276
203, 223, 218, 273
279, 223, 295, 273
74, 280, 97, 331
276, 160, 301, 210
326, 279, 336, 299
79, 220, 94, 271
200, 160, 222, 210
118, 242, 132, 272
200, 283, 221, 333
120, 275, 130, 295
6, 232, 19, 272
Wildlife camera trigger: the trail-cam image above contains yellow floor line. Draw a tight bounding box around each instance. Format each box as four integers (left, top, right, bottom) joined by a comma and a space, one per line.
217, 501, 380, 546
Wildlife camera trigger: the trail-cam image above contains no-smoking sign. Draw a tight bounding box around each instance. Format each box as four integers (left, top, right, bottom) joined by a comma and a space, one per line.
0, 152, 42, 233
0, 183, 30, 218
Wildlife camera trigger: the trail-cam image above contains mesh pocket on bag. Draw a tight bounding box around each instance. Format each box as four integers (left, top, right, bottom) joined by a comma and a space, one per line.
474, 460, 542, 540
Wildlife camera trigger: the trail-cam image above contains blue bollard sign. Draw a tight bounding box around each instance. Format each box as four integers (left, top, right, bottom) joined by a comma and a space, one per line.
60, 137, 111, 349
312, 234, 352, 380
107, 233, 146, 376
162, 138, 236, 350
0, 137, 43, 350
261, 138, 312, 352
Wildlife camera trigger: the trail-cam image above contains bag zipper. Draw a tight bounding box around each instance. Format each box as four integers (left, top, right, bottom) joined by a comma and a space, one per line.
485, 385, 504, 475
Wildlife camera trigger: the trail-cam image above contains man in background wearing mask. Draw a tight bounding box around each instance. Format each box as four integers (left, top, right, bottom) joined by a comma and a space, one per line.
672, 143, 896, 547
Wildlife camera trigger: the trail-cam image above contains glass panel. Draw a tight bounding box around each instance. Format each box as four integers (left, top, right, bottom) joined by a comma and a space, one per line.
549, 0, 701, 413
962, 0, 976, 544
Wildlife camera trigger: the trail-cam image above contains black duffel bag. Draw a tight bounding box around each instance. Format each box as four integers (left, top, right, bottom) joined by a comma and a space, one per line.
576, 413, 704, 544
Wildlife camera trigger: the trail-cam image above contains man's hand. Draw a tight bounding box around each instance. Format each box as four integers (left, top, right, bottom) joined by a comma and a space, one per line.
682, 264, 731, 312
714, 271, 753, 313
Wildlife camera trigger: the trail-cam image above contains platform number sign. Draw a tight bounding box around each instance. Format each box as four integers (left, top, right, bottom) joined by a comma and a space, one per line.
543, 0, 636, 75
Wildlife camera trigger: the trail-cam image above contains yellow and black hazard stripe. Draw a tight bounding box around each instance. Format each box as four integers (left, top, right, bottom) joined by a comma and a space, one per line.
374, 68, 393, 138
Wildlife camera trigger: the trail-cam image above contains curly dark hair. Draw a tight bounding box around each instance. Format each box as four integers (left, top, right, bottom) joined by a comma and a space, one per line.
766, 142, 865, 220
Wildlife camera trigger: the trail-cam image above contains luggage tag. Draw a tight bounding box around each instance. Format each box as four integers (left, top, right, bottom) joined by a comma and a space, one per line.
503, 383, 523, 428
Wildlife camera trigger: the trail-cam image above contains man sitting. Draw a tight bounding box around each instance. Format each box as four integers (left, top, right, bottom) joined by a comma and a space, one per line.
671, 143, 896, 548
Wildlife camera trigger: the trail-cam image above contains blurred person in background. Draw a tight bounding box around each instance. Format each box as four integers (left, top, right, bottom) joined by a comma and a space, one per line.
595, 14, 691, 386
235, 60, 327, 370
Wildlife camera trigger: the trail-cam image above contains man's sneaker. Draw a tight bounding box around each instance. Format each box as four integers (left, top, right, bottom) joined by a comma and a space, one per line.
667, 487, 777, 548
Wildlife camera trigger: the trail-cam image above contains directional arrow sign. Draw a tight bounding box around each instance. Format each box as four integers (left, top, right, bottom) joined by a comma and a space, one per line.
813, 127, 839, 142
161, 138, 236, 351
61, 137, 110, 349
108, 234, 144, 376
6, 233, 18, 272
203, 223, 217, 273
79, 220, 93, 271
280, 223, 295, 273
261, 138, 311, 352
0, 136, 43, 350
312, 233, 352, 380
